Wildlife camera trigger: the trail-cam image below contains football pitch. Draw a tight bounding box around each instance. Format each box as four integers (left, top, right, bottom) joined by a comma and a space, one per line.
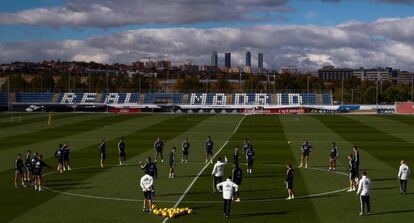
1, 113, 414, 223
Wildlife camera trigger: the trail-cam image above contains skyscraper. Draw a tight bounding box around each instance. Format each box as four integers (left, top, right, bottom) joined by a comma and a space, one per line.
246, 51, 251, 67
225, 52, 231, 69
211, 51, 218, 67
258, 53, 264, 72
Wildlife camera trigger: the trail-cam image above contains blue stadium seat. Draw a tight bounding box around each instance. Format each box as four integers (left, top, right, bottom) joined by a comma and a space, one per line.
144, 93, 182, 104
15, 92, 54, 103
0, 93, 8, 105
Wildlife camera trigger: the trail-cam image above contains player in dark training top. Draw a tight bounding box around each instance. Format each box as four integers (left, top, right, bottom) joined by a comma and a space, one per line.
98, 139, 106, 168
30, 152, 39, 184
33, 155, 52, 191
329, 143, 339, 171
232, 163, 243, 202
299, 140, 312, 168
54, 144, 64, 174
353, 146, 360, 182
245, 146, 255, 174
205, 136, 214, 164
24, 150, 32, 184
14, 154, 25, 188
285, 164, 294, 200
181, 138, 190, 164
140, 157, 158, 179
347, 154, 357, 192
242, 139, 251, 162
62, 142, 72, 171
154, 137, 164, 163
169, 147, 176, 178
233, 146, 240, 166
118, 138, 126, 165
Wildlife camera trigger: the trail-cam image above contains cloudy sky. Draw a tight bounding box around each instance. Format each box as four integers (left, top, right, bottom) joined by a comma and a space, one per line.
0, 0, 414, 70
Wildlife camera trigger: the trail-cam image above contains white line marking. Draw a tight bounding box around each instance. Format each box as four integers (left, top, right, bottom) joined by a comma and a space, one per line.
43, 165, 349, 203
43, 164, 348, 204
161, 116, 246, 223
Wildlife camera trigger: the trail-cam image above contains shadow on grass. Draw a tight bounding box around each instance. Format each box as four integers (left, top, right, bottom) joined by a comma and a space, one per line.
45, 182, 89, 187
371, 186, 398, 191
51, 186, 97, 190
232, 211, 288, 218
371, 209, 414, 215
157, 191, 207, 197
372, 178, 397, 182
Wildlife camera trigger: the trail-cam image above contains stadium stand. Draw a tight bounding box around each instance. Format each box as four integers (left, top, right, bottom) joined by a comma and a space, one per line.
15, 92, 54, 103
0, 92, 8, 106
11, 92, 333, 106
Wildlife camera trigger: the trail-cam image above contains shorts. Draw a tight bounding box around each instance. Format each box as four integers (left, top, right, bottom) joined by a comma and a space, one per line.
349, 171, 357, 180
143, 191, 153, 200
182, 150, 189, 156
233, 179, 242, 186
33, 169, 41, 176
302, 152, 310, 157
100, 153, 106, 160
57, 158, 64, 164
206, 149, 213, 156
286, 181, 293, 189
63, 154, 70, 161
155, 148, 163, 153
169, 162, 175, 168
15, 169, 24, 175
330, 157, 337, 161
247, 159, 254, 166
119, 151, 126, 157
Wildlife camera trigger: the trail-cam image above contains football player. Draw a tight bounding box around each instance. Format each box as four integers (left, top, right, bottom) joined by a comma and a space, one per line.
299, 140, 312, 168
181, 138, 190, 164
154, 137, 164, 163
14, 154, 25, 188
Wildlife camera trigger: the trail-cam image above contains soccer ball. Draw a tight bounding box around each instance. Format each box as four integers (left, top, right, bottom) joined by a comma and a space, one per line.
288, 141, 291, 144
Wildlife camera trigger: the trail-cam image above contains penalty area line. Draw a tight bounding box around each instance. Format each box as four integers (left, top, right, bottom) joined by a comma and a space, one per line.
162, 115, 246, 223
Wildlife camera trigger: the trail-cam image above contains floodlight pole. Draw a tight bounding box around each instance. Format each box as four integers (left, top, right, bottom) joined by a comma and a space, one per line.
7, 75, 11, 112
351, 89, 354, 104
341, 75, 344, 105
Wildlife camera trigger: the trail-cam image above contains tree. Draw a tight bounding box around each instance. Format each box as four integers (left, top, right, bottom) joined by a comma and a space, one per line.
243, 75, 265, 92
174, 76, 201, 92
212, 78, 233, 92
363, 87, 377, 104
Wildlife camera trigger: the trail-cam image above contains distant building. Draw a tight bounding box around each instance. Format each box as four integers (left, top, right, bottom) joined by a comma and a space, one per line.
243, 66, 252, 74
225, 53, 231, 69
318, 66, 353, 81
395, 71, 414, 85
144, 61, 156, 69
229, 66, 241, 73
258, 53, 264, 72
246, 51, 251, 67
156, 60, 171, 70
179, 63, 199, 73
211, 51, 218, 67
278, 66, 298, 75
353, 67, 392, 82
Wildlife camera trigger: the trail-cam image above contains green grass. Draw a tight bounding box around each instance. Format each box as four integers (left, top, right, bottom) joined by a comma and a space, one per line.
0, 113, 413, 223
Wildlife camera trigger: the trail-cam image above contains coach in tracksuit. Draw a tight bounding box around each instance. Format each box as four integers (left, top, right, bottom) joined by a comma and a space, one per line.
398, 160, 410, 194
216, 177, 239, 219
212, 156, 228, 193
357, 171, 371, 216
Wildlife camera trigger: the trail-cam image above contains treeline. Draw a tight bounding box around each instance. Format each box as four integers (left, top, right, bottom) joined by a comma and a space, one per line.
1, 73, 412, 104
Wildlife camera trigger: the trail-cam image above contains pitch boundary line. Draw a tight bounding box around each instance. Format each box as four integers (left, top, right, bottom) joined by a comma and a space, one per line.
43, 164, 349, 203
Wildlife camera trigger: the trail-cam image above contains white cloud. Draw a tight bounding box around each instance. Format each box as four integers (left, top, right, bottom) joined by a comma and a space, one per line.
0, 0, 290, 27
1, 16, 414, 70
